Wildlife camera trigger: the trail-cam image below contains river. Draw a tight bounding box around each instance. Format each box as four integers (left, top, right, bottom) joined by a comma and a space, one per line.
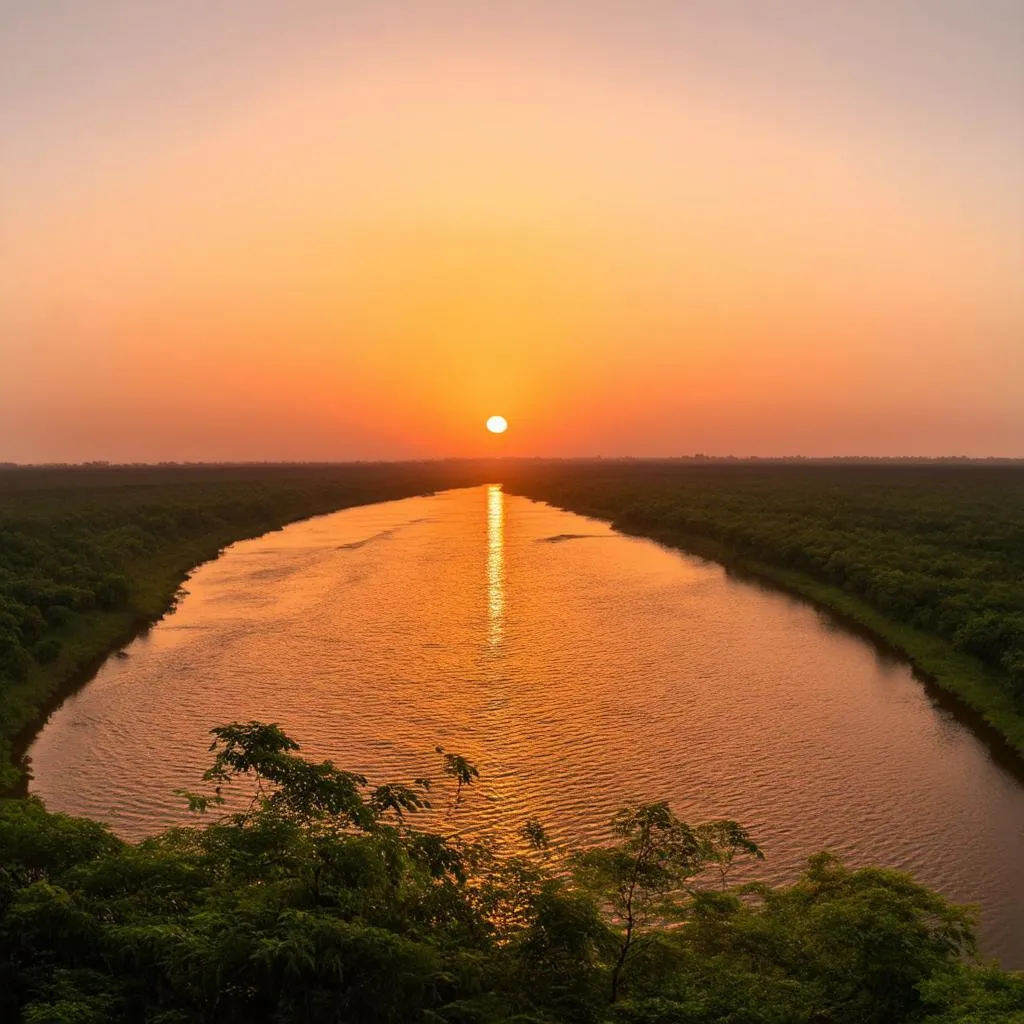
28, 485, 1024, 966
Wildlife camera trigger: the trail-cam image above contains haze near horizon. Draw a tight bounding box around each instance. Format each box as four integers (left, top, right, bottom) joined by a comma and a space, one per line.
2, 1, 1021, 462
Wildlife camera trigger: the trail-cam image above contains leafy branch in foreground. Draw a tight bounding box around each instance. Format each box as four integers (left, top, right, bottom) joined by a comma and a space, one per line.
1, 720, 1018, 1023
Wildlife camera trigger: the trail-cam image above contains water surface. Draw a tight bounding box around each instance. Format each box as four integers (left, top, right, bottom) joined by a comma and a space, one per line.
30, 486, 1024, 965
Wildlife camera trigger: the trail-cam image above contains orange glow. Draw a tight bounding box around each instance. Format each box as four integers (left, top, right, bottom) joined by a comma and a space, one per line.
1, 6, 1022, 460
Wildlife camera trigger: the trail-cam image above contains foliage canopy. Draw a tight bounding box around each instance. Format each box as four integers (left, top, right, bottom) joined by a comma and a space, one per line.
1, 720, 1019, 1023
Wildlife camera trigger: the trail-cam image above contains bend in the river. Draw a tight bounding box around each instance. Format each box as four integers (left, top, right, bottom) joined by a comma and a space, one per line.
28, 486, 1024, 967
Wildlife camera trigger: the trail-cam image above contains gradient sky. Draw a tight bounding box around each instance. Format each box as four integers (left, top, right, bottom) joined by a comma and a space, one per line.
2, 1, 1022, 461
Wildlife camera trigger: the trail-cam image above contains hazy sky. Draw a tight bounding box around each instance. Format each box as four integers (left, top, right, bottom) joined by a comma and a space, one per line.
2, 1, 1022, 461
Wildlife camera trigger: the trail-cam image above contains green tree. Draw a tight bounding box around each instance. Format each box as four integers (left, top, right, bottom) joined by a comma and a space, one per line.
573, 802, 762, 1004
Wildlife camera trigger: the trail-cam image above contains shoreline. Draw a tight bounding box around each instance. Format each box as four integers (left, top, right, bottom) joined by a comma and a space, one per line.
7, 545, 224, 797
511, 493, 1024, 766
3, 491, 442, 795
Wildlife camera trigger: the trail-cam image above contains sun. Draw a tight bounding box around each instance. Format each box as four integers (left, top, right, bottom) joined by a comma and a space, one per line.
485, 415, 508, 434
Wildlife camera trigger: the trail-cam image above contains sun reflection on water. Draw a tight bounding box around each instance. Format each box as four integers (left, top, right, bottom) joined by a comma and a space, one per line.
487, 484, 505, 645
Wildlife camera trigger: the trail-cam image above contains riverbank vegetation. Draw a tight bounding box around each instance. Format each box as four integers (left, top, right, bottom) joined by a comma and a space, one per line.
503, 460, 1024, 754
0, 464, 486, 789
3, 461, 1024, 1018
2, 720, 1022, 1022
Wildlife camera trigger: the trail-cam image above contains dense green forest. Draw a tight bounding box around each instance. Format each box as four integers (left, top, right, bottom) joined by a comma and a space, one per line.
504, 461, 1024, 753
3, 720, 1022, 1022
0, 464, 486, 789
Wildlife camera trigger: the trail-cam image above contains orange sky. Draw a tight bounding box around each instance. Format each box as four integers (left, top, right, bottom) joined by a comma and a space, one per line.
2, 2, 1022, 461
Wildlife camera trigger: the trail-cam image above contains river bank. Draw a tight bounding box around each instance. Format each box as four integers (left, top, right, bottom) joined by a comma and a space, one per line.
647, 528, 1023, 751
507, 489, 1024, 761
7, 524, 334, 794
0, 463, 489, 790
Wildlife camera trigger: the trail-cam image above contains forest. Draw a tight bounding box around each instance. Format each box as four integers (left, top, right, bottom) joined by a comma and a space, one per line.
504, 460, 1024, 753
0, 463, 486, 789
2, 719, 1022, 1022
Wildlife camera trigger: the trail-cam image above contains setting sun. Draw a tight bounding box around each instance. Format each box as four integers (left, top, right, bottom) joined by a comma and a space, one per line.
486, 416, 509, 435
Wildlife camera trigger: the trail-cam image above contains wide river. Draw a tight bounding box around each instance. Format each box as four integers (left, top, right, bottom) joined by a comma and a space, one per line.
29, 486, 1024, 966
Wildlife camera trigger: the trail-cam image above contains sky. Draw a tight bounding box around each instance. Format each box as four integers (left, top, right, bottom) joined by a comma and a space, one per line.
1, 1, 1022, 462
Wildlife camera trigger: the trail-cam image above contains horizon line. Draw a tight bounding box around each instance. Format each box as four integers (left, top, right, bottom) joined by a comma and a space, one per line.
4, 455, 1024, 471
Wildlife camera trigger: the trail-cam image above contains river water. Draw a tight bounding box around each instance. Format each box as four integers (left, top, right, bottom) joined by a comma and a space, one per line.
28, 485, 1024, 966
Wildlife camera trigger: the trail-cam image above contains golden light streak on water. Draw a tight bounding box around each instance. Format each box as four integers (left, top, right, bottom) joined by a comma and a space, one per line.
487, 484, 505, 646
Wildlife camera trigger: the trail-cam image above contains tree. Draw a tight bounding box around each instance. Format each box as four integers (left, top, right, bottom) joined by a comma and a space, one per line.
572, 802, 762, 1004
